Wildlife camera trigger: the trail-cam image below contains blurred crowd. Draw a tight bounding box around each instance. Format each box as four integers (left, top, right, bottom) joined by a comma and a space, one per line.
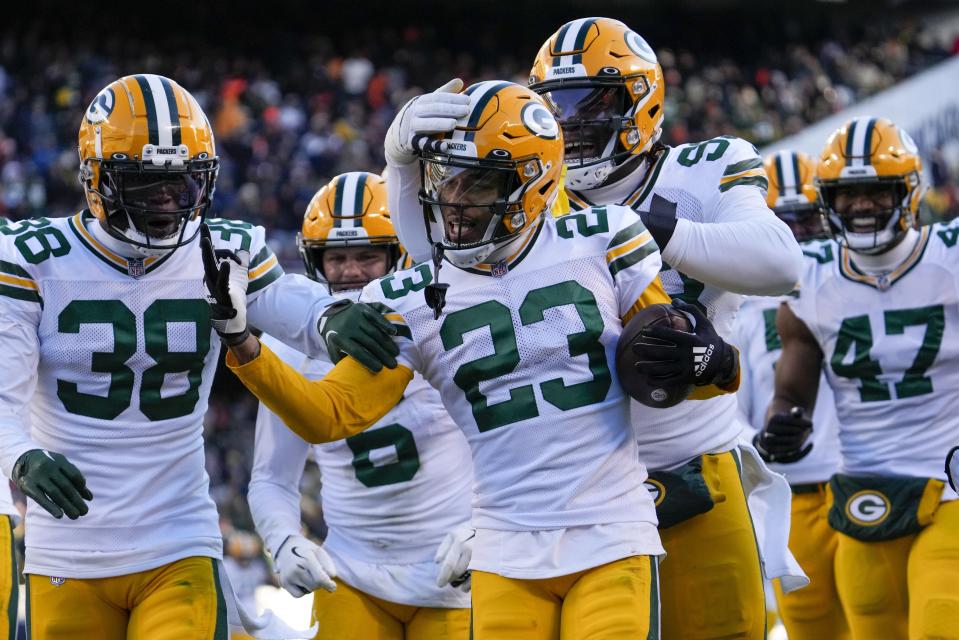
2, 8, 959, 585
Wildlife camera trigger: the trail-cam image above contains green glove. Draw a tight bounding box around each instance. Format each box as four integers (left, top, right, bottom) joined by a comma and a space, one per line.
13, 449, 93, 520
318, 300, 399, 372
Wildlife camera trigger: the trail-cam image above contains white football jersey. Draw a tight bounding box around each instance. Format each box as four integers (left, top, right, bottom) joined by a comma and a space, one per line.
250, 334, 473, 608
0, 213, 315, 578
788, 225, 959, 496
734, 294, 840, 485
360, 206, 664, 576
567, 137, 775, 469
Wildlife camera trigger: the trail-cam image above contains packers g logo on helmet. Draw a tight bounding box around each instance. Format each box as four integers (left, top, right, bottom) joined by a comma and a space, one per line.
521, 102, 559, 140
298, 171, 401, 289
86, 88, 115, 125
845, 490, 891, 526
529, 17, 665, 191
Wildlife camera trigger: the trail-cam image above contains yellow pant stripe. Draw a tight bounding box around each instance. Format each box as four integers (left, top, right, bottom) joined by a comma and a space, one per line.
0, 517, 16, 640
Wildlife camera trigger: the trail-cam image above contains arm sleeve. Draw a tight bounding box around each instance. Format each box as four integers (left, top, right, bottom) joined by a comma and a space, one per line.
386, 161, 433, 265
247, 273, 336, 359
247, 337, 315, 557
0, 298, 44, 478
227, 342, 413, 444
662, 143, 802, 296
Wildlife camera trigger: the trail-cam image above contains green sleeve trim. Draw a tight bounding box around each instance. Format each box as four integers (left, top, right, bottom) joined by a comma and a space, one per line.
249, 245, 274, 268
719, 175, 769, 193
0, 283, 42, 306
608, 217, 649, 251
609, 242, 658, 278
246, 264, 284, 294
722, 157, 763, 175
0, 260, 31, 279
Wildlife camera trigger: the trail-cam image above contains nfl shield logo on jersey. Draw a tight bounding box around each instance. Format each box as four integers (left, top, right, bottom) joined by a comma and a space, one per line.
127, 258, 145, 278
491, 261, 508, 278
50, 577, 66, 587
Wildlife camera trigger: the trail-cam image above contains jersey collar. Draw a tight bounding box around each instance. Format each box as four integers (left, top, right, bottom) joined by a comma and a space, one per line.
460, 217, 544, 277
838, 227, 930, 291
69, 211, 175, 277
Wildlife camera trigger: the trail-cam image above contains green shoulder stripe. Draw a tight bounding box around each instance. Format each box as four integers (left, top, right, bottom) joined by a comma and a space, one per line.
722, 157, 763, 175
719, 175, 769, 193
0, 260, 32, 279
609, 241, 658, 277
246, 264, 283, 294
0, 283, 42, 306
608, 217, 648, 250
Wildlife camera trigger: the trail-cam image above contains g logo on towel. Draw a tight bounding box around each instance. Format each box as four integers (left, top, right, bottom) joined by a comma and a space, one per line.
644, 479, 667, 507
846, 490, 891, 526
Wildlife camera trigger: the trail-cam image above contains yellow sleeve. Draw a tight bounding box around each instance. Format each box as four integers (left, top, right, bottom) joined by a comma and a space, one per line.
226, 341, 413, 443
621, 275, 671, 324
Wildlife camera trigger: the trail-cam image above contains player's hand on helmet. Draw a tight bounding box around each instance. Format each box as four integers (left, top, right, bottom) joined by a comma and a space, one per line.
754, 407, 814, 464
318, 299, 398, 372
273, 534, 337, 598
946, 446, 959, 493
200, 223, 251, 346
13, 449, 93, 520
434, 523, 474, 593
384, 78, 470, 166
633, 299, 739, 389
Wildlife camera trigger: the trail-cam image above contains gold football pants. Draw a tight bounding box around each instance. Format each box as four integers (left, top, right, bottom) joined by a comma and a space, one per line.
470, 555, 659, 640
773, 484, 850, 640
835, 499, 959, 640
658, 450, 766, 640
0, 517, 18, 640
311, 578, 470, 639
26, 555, 227, 640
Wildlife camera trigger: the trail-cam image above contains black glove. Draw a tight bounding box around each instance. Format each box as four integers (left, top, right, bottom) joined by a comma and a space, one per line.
200, 223, 251, 346
754, 407, 814, 463
634, 299, 739, 388
318, 300, 399, 372
13, 449, 93, 519
946, 446, 959, 494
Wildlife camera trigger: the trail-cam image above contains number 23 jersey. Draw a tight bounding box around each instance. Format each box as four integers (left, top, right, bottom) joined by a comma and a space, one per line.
788, 224, 959, 495
0, 213, 285, 578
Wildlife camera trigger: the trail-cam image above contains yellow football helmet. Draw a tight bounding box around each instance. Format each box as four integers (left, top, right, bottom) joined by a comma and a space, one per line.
529, 17, 665, 190
419, 81, 562, 268
298, 171, 401, 288
764, 150, 826, 242
78, 74, 218, 256
816, 116, 924, 254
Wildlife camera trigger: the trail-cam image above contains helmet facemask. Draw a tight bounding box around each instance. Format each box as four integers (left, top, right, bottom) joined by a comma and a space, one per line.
819, 179, 911, 255
82, 156, 218, 257
419, 150, 542, 268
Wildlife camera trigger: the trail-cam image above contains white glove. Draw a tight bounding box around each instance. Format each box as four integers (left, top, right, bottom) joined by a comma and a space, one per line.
200, 223, 251, 345
273, 534, 337, 598
384, 78, 471, 166
947, 446, 959, 493
434, 523, 474, 593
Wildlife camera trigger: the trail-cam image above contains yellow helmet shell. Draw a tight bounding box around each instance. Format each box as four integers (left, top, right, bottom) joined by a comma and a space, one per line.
78, 74, 216, 225
764, 150, 819, 211
529, 17, 665, 160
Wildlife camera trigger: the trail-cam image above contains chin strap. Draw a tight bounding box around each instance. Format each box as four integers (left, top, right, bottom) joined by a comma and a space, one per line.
424, 243, 449, 320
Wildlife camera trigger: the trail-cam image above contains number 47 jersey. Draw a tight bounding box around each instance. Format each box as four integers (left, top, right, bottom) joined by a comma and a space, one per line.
788, 224, 959, 495
0, 213, 285, 578
360, 205, 669, 577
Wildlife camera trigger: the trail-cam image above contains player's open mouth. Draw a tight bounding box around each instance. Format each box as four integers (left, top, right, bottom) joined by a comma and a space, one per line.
142, 216, 180, 239
845, 215, 885, 233
565, 139, 601, 163
445, 214, 485, 245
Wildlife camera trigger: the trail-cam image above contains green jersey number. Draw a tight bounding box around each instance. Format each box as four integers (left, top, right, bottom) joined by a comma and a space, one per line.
0, 218, 71, 265
346, 423, 421, 488
440, 280, 611, 432
830, 305, 945, 402
57, 299, 211, 420
676, 137, 731, 167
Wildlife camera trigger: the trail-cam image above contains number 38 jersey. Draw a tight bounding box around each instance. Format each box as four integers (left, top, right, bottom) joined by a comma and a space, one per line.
0, 213, 286, 578
360, 205, 667, 572
788, 224, 959, 495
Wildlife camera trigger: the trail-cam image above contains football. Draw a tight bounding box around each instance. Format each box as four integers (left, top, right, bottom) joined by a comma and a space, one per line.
616, 303, 695, 409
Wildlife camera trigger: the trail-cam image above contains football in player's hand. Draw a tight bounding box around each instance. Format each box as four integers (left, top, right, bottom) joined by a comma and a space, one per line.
616, 303, 695, 408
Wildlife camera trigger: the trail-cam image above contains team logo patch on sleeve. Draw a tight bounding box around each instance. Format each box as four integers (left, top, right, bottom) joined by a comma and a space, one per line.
845, 490, 891, 526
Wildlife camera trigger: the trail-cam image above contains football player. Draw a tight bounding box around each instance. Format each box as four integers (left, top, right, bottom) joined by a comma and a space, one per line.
767, 117, 959, 638
0, 216, 18, 640
0, 74, 398, 640
526, 18, 805, 640
209, 80, 742, 640
248, 171, 474, 639
735, 150, 850, 640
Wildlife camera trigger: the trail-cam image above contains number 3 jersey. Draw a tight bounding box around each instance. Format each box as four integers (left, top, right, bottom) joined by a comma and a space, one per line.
0, 212, 312, 578
360, 205, 669, 578
249, 333, 473, 608
787, 224, 959, 498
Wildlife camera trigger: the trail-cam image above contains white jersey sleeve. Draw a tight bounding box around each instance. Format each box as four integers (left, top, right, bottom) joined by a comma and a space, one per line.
597, 205, 666, 318
386, 161, 433, 265
662, 137, 801, 296
204, 218, 336, 359
248, 334, 317, 558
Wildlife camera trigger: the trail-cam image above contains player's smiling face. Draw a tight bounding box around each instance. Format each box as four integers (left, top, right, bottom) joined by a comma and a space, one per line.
543, 86, 623, 165
834, 184, 897, 234
435, 169, 506, 246
321, 246, 390, 292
